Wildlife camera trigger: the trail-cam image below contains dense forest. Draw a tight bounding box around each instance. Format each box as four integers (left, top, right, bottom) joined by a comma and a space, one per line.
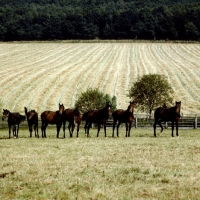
0, 0, 200, 41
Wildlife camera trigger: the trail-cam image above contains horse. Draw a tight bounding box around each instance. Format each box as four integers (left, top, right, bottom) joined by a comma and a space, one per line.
24, 107, 39, 138
82, 110, 93, 136
2, 109, 26, 138
112, 101, 135, 137
85, 103, 112, 137
62, 108, 82, 138
41, 103, 65, 138
153, 101, 181, 137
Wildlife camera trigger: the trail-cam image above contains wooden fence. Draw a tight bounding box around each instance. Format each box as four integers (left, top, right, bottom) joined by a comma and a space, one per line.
0, 114, 199, 130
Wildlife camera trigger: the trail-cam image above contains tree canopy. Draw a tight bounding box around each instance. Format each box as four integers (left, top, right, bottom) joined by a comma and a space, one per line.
128, 74, 174, 115
75, 88, 117, 113
0, 0, 199, 41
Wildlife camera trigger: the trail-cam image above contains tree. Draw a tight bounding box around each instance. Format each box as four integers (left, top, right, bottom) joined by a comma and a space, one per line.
184, 21, 199, 40
128, 74, 174, 115
75, 88, 117, 113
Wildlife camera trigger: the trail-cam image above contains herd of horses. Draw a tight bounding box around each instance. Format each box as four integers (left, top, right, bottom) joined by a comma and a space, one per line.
1, 101, 181, 139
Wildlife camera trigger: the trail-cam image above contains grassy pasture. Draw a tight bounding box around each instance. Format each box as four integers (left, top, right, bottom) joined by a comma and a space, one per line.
1, 127, 200, 199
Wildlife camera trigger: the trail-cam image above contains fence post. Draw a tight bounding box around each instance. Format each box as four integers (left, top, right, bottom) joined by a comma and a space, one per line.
135, 115, 138, 128
194, 114, 197, 129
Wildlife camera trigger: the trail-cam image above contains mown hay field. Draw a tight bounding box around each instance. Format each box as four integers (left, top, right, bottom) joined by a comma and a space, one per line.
0, 42, 200, 115
1, 128, 200, 199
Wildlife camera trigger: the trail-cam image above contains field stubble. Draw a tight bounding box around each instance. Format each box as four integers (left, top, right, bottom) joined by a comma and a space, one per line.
0, 128, 200, 199
0, 42, 200, 114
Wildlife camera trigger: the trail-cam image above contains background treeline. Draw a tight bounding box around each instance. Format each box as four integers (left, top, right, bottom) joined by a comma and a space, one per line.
0, 0, 200, 41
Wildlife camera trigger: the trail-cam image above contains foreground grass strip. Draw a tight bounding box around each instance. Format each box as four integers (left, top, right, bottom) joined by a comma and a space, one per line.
0, 128, 200, 199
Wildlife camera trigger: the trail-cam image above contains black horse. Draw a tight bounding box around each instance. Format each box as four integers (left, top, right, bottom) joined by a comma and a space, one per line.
2, 109, 26, 138
41, 103, 65, 138
112, 101, 135, 137
24, 107, 39, 138
82, 110, 93, 136
62, 108, 82, 138
153, 101, 181, 137
84, 103, 112, 137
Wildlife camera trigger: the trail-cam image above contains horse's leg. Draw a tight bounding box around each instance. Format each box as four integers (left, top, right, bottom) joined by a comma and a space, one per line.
37, 124, 39, 138
153, 121, 157, 137
41, 122, 44, 138
160, 122, 163, 133
84, 121, 88, 136
84, 123, 87, 136
57, 124, 61, 138
16, 125, 19, 138
176, 121, 179, 137
112, 119, 116, 137
97, 123, 101, 137
63, 121, 66, 138
125, 122, 129, 137
116, 122, 121, 137
44, 123, 48, 138
69, 123, 75, 138
14, 125, 18, 138
34, 123, 39, 138
76, 123, 80, 138
104, 123, 107, 138
68, 123, 72, 138
87, 122, 92, 137
71, 124, 75, 138
128, 122, 132, 137
8, 125, 11, 138
29, 123, 33, 137
171, 121, 174, 137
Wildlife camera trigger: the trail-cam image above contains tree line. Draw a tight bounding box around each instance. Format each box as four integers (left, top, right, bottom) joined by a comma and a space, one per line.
0, 0, 200, 41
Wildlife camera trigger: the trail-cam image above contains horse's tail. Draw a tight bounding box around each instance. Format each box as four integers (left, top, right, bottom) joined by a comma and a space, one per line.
24, 107, 28, 116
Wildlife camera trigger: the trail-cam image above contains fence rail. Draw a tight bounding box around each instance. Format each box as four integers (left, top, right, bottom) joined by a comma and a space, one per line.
0, 114, 199, 130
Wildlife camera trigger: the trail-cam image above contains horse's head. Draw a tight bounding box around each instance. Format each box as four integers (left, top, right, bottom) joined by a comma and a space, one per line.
2, 109, 10, 120
105, 103, 112, 116
58, 103, 65, 115
128, 101, 135, 113
175, 101, 181, 114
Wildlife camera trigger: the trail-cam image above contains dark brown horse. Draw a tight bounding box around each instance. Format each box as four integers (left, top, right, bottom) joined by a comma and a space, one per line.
85, 103, 112, 137
112, 101, 135, 137
2, 109, 26, 138
154, 101, 181, 137
82, 110, 93, 136
41, 103, 65, 138
24, 107, 39, 138
62, 108, 82, 138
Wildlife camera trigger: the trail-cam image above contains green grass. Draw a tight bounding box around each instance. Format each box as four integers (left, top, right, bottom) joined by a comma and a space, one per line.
1, 127, 200, 199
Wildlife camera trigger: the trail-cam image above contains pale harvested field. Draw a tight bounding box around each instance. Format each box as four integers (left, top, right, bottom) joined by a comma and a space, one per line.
0, 42, 200, 115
